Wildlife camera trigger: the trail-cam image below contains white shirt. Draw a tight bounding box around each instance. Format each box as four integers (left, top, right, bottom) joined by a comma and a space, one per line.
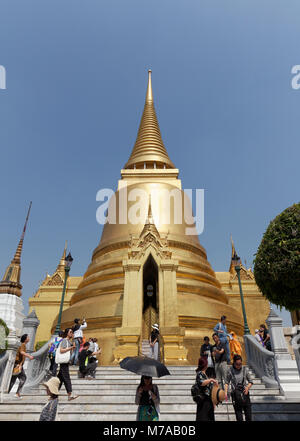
255, 333, 263, 344
73, 321, 87, 339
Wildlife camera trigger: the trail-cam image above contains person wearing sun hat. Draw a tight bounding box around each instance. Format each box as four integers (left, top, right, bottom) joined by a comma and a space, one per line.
149, 324, 160, 360
39, 377, 60, 421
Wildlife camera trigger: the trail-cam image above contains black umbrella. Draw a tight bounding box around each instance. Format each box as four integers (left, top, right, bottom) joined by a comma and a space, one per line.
120, 356, 171, 378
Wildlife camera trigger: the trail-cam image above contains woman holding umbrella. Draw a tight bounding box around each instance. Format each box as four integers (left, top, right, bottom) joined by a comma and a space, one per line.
135, 375, 160, 421
120, 355, 169, 421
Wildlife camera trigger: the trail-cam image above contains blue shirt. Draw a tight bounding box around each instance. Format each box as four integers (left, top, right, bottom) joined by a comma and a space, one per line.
213, 322, 229, 340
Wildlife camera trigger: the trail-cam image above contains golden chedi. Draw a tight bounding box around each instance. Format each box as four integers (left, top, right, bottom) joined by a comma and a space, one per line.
52, 71, 253, 365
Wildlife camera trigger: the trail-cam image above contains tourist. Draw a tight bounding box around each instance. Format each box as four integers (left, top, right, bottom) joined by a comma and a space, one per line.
8, 334, 34, 398
57, 328, 79, 401
224, 354, 253, 421
213, 315, 232, 363
48, 331, 63, 376
195, 356, 218, 421
70, 318, 87, 365
149, 324, 159, 360
229, 331, 242, 360
254, 329, 264, 346
78, 341, 101, 379
39, 377, 60, 421
90, 338, 101, 366
88, 337, 96, 354
79, 335, 86, 353
93, 338, 99, 352
259, 324, 272, 351
212, 333, 228, 389
135, 375, 160, 421
200, 336, 214, 368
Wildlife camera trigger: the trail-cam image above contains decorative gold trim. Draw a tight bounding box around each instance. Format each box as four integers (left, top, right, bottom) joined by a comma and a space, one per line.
177, 283, 228, 303
176, 271, 220, 289
70, 285, 124, 305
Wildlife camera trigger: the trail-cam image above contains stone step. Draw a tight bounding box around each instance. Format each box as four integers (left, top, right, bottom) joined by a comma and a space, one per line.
3, 390, 281, 404
68, 376, 262, 385
0, 400, 285, 413
1, 405, 297, 422
30, 383, 276, 393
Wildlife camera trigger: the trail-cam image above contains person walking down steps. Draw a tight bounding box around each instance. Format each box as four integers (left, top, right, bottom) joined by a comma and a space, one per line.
135, 375, 160, 421
193, 357, 218, 421
39, 377, 60, 421
149, 324, 159, 360
55, 328, 79, 401
8, 334, 34, 399
224, 355, 253, 421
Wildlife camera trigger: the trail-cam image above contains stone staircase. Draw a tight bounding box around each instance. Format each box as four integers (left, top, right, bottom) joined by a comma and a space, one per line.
140, 340, 151, 357
2, 365, 299, 421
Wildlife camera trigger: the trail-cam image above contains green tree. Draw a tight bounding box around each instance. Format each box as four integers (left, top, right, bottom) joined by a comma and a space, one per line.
254, 202, 300, 310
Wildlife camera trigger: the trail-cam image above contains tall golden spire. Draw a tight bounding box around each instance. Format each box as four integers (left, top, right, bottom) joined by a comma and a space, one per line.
229, 234, 237, 274
11, 202, 32, 265
124, 70, 175, 169
0, 202, 32, 297
56, 241, 67, 273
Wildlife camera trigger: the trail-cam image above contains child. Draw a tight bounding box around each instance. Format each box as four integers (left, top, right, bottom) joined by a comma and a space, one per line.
39, 377, 60, 421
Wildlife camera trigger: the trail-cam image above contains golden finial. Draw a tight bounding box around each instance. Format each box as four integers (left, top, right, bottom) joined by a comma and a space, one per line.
229, 234, 237, 274
230, 234, 236, 258
124, 69, 175, 169
56, 241, 68, 272
146, 69, 153, 103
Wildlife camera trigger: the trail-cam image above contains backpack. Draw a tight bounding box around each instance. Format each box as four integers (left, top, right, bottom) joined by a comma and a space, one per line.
191, 374, 206, 404
48, 338, 61, 357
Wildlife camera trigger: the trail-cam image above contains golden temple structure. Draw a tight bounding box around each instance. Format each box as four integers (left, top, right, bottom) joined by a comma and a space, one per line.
29, 71, 270, 364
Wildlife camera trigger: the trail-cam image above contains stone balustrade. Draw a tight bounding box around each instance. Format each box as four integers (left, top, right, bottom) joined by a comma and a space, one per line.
23, 338, 52, 392
244, 334, 278, 388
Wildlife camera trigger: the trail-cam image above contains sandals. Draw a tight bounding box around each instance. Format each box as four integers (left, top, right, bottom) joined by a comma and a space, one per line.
68, 395, 79, 401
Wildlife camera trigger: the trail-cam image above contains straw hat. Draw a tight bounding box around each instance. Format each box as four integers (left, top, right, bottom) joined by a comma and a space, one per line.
43, 377, 60, 395
152, 324, 159, 331
211, 383, 225, 407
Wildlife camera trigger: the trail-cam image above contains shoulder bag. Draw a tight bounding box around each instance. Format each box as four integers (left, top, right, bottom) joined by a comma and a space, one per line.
231, 367, 250, 407
55, 340, 71, 364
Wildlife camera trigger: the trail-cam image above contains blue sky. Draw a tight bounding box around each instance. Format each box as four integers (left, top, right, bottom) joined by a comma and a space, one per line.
0, 1, 299, 326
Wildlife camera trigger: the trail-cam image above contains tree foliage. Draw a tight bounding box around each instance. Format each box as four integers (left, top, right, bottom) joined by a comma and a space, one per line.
35, 340, 48, 352
254, 202, 300, 310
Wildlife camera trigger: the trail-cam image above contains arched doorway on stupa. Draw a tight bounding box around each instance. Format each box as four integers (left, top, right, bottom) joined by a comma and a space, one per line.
142, 254, 159, 343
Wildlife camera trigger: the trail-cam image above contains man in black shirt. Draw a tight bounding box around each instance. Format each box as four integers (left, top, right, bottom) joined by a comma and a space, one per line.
200, 337, 214, 364
212, 333, 228, 389
78, 342, 98, 379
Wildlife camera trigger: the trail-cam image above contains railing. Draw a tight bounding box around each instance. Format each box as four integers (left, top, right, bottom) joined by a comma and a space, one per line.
23, 338, 52, 392
0, 352, 9, 385
291, 326, 300, 377
244, 334, 279, 388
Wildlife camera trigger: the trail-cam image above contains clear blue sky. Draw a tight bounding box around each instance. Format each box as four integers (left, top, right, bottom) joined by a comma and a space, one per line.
1, 1, 299, 326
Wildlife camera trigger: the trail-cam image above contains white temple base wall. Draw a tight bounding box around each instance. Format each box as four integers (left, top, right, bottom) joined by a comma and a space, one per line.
0, 294, 25, 337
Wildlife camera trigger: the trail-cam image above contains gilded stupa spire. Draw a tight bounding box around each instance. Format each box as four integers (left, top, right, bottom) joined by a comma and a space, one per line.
56, 241, 67, 273
11, 202, 32, 265
229, 234, 237, 274
0, 202, 32, 297
124, 70, 175, 169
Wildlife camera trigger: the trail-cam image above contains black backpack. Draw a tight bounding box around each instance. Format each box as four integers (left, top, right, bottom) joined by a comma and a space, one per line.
191, 374, 206, 404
